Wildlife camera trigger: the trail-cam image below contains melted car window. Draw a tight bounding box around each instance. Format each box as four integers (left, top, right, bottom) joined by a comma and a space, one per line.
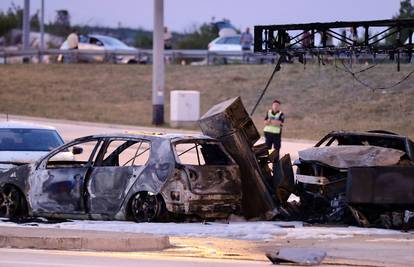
99, 140, 151, 167
175, 142, 231, 166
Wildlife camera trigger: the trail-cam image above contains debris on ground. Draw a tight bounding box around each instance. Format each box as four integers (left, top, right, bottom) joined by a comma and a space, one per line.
266, 248, 327, 266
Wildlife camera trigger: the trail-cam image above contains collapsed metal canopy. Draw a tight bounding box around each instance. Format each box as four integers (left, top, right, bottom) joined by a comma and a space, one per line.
254, 18, 414, 54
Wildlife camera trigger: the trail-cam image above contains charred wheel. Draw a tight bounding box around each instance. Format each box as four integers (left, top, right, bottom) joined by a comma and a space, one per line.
0, 185, 26, 218
131, 192, 163, 222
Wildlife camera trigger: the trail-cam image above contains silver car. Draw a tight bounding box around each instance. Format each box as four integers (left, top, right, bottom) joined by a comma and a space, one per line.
58, 34, 145, 64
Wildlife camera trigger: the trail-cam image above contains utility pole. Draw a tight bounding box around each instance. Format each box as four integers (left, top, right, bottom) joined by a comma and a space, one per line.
22, 0, 30, 63
152, 0, 164, 125
40, 0, 45, 63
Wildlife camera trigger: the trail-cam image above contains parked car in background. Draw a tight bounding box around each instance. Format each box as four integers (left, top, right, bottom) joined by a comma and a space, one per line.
208, 35, 243, 52
58, 34, 146, 64
0, 122, 72, 172
208, 35, 255, 64
0, 133, 242, 222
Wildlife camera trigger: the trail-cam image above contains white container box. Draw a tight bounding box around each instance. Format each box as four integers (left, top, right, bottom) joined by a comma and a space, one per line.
170, 90, 200, 125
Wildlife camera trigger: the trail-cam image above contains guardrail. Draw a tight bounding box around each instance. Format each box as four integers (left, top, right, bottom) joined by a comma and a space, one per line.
0, 48, 278, 64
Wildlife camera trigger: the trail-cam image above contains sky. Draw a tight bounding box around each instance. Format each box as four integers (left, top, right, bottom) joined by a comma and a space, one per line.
0, 0, 404, 32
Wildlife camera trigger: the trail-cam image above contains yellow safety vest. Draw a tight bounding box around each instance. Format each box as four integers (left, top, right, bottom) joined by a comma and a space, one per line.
264, 110, 282, 134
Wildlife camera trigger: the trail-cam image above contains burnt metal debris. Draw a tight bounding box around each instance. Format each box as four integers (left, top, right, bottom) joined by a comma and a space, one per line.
200, 97, 414, 229
250, 19, 414, 116
266, 248, 327, 266
199, 97, 275, 218
254, 19, 414, 54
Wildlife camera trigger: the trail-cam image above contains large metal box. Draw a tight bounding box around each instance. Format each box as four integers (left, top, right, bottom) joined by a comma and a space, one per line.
198, 97, 260, 147
346, 166, 414, 205
199, 97, 275, 217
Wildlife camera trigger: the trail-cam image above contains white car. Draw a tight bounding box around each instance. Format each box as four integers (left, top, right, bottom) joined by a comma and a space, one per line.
0, 122, 73, 172
208, 35, 254, 64
208, 35, 244, 52
58, 34, 145, 64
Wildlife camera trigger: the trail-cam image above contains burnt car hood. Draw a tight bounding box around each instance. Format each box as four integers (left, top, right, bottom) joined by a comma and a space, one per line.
298, 145, 406, 169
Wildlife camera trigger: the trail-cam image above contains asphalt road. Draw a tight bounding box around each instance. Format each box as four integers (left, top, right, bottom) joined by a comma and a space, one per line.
0, 248, 269, 267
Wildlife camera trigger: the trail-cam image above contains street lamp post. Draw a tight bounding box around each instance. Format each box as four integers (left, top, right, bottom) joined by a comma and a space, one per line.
22, 0, 30, 63
152, 0, 165, 125
40, 0, 45, 63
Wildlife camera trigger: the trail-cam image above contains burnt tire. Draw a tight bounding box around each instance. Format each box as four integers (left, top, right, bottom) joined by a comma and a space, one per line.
131, 192, 163, 223
0, 185, 27, 219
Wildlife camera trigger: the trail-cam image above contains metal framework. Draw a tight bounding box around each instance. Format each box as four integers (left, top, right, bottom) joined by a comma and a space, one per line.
254, 19, 414, 54
250, 19, 414, 115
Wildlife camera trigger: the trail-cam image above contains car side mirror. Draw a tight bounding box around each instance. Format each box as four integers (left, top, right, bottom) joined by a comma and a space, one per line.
72, 146, 83, 155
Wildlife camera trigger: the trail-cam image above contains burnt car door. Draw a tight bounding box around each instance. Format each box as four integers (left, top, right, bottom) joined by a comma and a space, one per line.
86, 138, 151, 215
29, 138, 102, 215
173, 140, 241, 195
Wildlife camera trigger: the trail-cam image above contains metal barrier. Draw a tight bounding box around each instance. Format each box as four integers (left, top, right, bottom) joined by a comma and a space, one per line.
0, 48, 278, 64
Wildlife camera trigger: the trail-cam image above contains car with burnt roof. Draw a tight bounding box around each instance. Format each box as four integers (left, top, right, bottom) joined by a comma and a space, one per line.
290, 130, 414, 228
0, 133, 241, 222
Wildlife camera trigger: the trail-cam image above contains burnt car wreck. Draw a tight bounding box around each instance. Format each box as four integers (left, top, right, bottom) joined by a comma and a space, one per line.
199, 97, 414, 229
0, 133, 241, 222
0, 97, 413, 229
291, 131, 414, 229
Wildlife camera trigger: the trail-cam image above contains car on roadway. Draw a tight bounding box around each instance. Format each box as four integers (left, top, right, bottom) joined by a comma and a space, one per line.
58, 34, 145, 64
0, 122, 71, 173
0, 133, 242, 222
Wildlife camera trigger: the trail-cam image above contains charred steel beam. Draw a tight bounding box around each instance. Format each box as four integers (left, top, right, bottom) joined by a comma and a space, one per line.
255, 19, 414, 53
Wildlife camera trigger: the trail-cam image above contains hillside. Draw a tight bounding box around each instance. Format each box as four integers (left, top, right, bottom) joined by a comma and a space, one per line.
0, 63, 413, 140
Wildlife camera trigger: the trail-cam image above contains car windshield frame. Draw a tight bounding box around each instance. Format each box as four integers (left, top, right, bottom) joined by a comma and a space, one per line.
0, 128, 64, 152
315, 132, 409, 154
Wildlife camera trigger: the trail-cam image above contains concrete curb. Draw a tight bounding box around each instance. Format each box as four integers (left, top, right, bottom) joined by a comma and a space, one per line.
0, 226, 170, 252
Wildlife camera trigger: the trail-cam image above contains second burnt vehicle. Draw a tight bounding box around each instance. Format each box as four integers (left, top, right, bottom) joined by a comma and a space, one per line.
288, 130, 414, 229
0, 133, 241, 222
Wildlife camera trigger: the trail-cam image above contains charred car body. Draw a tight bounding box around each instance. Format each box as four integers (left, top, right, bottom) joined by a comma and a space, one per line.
291, 131, 414, 229
199, 97, 414, 229
0, 133, 241, 222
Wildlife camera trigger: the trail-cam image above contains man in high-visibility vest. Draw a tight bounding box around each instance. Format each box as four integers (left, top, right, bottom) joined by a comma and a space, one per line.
264, 99, 285, 189
264, 99, 285, 151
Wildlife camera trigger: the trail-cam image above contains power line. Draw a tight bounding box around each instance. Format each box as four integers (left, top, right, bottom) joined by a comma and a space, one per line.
336, 60, 414, 91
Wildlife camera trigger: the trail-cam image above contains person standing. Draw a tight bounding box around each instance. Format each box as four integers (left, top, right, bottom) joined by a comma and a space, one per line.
66, 30, 79, 63
67, 30, 79, 49
264, 99, 285, 189
164, 26, 173, 50
240, 27, 253, 51
240, 27, 253, 63
264, 99, 285, 151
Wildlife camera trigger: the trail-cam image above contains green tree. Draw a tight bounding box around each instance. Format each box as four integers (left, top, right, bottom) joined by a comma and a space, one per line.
134, 31, 153, 48
386, 0, 414, 45
175, 23, 218, 49
0, 5, 22, 37
46, 10, 72, 37
0, 5, 41, 39
30, 11, 40, 31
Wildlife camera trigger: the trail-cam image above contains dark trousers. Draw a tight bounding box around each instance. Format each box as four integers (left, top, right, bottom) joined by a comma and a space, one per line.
264, 132, 281, 150
264, 131, 282, 189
